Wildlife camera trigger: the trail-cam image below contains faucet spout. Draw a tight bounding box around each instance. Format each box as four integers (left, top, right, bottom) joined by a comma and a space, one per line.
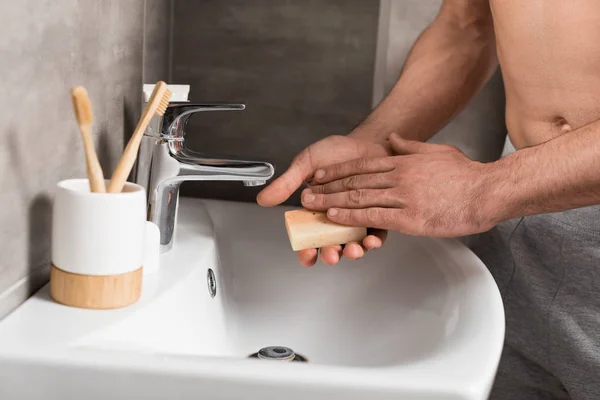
134, 102, 275, 252
173, 147, 274, 182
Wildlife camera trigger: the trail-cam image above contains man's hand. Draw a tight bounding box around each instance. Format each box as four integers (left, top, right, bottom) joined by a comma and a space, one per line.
302, 133, 498, 237
257, 135, 390, 267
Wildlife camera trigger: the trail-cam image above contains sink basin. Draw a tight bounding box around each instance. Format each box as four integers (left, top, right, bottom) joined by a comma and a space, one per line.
0, 198, 504, 400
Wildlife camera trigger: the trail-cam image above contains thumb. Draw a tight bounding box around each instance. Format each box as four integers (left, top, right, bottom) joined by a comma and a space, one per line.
389, 133, 438, 155
256, 151, 312, 207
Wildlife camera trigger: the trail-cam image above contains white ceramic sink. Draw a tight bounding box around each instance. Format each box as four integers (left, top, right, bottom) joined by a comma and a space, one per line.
0, 198, 504, 400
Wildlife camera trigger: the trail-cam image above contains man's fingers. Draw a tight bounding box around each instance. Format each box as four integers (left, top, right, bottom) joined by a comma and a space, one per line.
302, 188, 401, 210
311, 157, 394, 184
297, 232, 386, 267
343, 242, 365, 260
363, 229, 388, 249
389, 132, 442, 155
327, 207, 398, 230
297, 248, 318, 267
320, 245, 343, 265
310, 173, 393, 194
257, 151, 312, 207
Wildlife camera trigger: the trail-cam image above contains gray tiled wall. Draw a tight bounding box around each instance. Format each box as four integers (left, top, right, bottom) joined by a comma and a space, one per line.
169, 0, 380, 204
144, 0, 171, 83
0, 0, 168, 319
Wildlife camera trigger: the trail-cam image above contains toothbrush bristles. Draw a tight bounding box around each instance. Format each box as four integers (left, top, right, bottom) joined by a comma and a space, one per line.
156, 89, 172, 116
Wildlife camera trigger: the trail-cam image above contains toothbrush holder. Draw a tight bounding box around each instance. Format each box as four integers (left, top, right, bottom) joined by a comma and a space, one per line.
50, 179, 147, 309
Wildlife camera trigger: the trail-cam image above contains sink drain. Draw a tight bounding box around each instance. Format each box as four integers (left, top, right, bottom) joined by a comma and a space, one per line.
207, 269, 216, 298
248, 346, 308, 363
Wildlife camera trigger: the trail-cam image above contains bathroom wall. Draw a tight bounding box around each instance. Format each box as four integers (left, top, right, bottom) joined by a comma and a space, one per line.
169, 0, 380, 204
0, 0, 169, 319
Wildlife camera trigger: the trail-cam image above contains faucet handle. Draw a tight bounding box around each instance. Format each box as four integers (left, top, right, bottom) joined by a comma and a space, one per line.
161, 102, 245, 139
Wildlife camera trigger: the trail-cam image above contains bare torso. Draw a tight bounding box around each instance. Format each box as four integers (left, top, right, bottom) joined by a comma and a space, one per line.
490, 0, 600, 149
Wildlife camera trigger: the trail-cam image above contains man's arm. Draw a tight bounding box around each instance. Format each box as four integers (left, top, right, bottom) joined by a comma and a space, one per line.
350, 0, 498, 145
259, 0, 497, 207
300, 121, 600, 237
483, 120, 600, 222
257, 0, 499, 266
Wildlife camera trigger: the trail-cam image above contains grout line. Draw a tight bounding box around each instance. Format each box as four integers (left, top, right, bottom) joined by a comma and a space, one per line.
372, 0, 392, 107
142, 0, 148, 87
168, 0, 175, 83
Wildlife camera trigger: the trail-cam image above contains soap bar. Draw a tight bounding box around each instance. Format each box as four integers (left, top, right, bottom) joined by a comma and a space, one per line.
284, 209, 367, 251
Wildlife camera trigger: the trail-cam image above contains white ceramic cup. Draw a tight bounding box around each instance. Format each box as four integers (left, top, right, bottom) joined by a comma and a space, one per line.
52, 179, 148, 276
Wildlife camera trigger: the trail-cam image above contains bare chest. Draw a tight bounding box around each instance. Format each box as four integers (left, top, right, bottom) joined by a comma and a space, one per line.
490, 0, 600, 147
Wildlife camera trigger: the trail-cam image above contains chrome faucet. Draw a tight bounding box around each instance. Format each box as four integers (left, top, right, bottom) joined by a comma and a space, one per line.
134, 102, 275, 252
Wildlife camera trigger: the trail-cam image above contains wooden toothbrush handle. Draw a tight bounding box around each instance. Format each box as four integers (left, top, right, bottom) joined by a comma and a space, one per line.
108, 80, 169, 193
81, 125, 106, 193
108, 98, 159, 193
106, 130, 144, 193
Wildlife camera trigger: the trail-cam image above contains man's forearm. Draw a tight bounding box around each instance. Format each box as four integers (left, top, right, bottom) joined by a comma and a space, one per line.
350, 3, 497, 145
484, 121, 600, 222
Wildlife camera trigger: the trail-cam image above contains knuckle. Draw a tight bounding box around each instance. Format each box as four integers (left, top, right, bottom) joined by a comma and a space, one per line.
317, 194, 329, 207
344, 175, 358, 190
324, 183, 339, 194
335, 210, 349, 223
327, 134, 345, 142
389, 167, 403, 180
329, 163, 341, 177
366, 207, 381, 223
294, 148, 309, 164
320, 135, 339, 148
402, 208, 424, 234
377, 157, 392, 169
415, 215, 431, 235
379, 171, 393, 185
344, 210, 360, 224
356, 157, 369, 171
348, 189, 365, 205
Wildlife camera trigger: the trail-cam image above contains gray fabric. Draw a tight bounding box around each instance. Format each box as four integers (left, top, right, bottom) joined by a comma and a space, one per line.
468, 206, 600, 400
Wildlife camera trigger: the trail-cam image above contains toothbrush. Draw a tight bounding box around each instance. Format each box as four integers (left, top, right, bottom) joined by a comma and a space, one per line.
71, 86, 106, 193
108, 81, 172, 193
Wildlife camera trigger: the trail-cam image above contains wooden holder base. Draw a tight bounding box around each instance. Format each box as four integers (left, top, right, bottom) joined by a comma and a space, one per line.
50, 265, 142, 309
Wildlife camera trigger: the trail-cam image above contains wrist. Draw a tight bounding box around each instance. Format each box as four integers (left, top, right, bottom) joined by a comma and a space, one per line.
347, 125, 394, 154
476, 157, 522, 226
347, 123, 379, 141
468, 161, 506, 231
